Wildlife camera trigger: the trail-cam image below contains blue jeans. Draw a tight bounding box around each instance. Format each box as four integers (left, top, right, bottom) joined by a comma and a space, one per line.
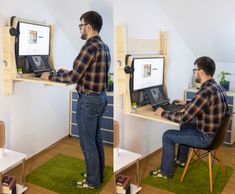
76, 92, 107, 187
161, 122, 215, 177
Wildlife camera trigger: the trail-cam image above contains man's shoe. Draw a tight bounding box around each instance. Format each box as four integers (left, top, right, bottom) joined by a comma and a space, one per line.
149, 169, 168, 179
175, 159, 186, 167
80, 172, 87, 178
76, 179, 98, 189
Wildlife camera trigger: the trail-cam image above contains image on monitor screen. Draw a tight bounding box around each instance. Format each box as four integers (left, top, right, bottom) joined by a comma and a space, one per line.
132, 57, 164, 91
18, 22, 50, 56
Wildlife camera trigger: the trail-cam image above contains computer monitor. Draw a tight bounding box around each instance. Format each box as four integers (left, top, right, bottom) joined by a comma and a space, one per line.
132, 57, 164, 91
18, 22, 50, 56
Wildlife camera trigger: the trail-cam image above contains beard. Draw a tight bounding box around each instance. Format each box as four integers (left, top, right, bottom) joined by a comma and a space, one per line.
81, 33, 87, 40
195, 77, 201, 83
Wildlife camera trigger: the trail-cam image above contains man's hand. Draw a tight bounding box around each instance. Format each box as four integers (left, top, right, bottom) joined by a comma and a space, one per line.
172, 99, 187, 105
41, 72, 50, 80
154, 107, 165, 117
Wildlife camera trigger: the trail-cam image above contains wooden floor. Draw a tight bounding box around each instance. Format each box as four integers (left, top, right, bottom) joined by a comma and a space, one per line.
121, 144, 235, 194
6, 136, 114, 194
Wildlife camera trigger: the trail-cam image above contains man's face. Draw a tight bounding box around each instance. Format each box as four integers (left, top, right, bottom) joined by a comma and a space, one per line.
193, 65, 202, 84
79, 19, 88, 40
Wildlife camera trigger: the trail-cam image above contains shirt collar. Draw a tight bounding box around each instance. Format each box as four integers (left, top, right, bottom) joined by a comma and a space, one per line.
86, 35, 101, 43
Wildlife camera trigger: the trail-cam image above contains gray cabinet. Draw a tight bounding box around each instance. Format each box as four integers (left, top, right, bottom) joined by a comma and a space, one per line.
185, 88, 235, 145
69, 90, 113, 145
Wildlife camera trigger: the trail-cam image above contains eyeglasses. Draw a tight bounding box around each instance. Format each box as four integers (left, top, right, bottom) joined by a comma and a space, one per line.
78, 23, 88, 30
192, 68, 200, 73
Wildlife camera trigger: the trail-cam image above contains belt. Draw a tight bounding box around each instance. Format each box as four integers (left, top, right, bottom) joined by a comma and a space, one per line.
78, 91, 104, 96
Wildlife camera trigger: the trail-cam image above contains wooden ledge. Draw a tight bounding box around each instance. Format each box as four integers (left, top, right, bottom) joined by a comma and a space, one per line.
124, 104, 180, 126
14, 74, 74, 87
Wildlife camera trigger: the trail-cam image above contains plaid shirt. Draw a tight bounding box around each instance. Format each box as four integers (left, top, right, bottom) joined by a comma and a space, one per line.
161, 79, 228, 135
49, 35, 111, 93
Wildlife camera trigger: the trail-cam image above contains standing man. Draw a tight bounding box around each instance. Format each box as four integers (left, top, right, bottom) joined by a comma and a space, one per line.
41, 11, 111, 188
151, 56, 228, 178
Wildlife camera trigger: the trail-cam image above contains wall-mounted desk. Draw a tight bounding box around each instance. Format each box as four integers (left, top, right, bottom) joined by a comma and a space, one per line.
124, 104, 180, 126
14, 74, 73, 87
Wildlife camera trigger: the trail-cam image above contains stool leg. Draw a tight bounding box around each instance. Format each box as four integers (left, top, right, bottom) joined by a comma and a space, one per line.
215, 150, 226, 176
181, 149, 194, 182
208, 152, 213, 192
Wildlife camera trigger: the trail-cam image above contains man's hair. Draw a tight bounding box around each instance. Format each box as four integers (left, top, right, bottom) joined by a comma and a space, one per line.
80, 11, 103, 33
194, 56, 216, 76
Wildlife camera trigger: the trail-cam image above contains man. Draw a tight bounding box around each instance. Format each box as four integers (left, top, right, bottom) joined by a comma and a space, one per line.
152, 56, 228, 178
41, 11, 111, 188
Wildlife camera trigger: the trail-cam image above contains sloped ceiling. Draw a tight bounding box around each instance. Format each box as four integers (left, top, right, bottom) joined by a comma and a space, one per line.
157, 0, 235, 63
41, 0, 89, 51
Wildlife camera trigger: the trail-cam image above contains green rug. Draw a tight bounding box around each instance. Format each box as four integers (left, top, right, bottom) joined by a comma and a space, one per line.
26, 154, 113, 194
143, 161, 233, 194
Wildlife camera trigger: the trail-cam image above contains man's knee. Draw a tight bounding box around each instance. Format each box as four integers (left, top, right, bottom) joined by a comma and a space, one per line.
162, 129, 175, 142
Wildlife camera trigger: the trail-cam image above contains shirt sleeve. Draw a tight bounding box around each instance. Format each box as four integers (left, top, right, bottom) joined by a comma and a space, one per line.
49, 45, 94, 83
161, 91, 208, 124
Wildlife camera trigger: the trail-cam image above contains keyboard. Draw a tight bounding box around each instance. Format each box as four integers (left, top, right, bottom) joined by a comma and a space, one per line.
162, 104, 185, 112
152, 103, 185, 112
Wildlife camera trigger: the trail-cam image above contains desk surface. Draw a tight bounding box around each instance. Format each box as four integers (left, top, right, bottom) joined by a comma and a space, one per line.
124, 104, 179, 126
14, 74, 73, 86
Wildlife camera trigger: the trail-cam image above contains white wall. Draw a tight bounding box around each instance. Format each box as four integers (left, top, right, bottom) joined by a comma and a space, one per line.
0, 0, 84, 157
89, 0, 114, 72
157, 0, 235, 63
114, 0, 195, 156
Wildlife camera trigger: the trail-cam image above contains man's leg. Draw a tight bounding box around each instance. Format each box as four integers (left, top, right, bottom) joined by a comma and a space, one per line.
96, 98, 107, 183
76, 94, 106, 187
161, 128, 214, 177
177, 122, 197, 164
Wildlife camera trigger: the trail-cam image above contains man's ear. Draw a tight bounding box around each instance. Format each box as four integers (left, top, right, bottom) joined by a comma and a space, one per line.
87, 24, 92, 31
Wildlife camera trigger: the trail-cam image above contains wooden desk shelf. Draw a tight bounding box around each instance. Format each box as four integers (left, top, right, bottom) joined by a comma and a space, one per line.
14, 74, 72, 87
124, 104, 180, 126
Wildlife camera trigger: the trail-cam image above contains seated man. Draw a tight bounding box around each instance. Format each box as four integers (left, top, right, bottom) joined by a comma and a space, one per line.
152, 56, 229, 178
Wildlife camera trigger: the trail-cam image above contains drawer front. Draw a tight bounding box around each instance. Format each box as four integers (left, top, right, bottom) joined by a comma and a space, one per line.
107, 95, 113, 104
103, 105, 113, 117
225, 131, 231, 143
228, 105, 233, 115
72, 100, 77, 112
227, 96, 233, 105
72, 112, 77, 124
101, 117, 113, 130
101, 129, 113, 144
71, 124, 79, 136
72, 91, 79, 100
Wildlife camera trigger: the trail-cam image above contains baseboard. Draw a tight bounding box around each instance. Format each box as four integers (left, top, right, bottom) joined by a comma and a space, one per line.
24, 135, 70, 165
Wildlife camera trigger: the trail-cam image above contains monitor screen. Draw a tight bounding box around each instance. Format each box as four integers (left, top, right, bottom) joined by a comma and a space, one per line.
132, 57, 164, 91
18, 22, 50, 56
